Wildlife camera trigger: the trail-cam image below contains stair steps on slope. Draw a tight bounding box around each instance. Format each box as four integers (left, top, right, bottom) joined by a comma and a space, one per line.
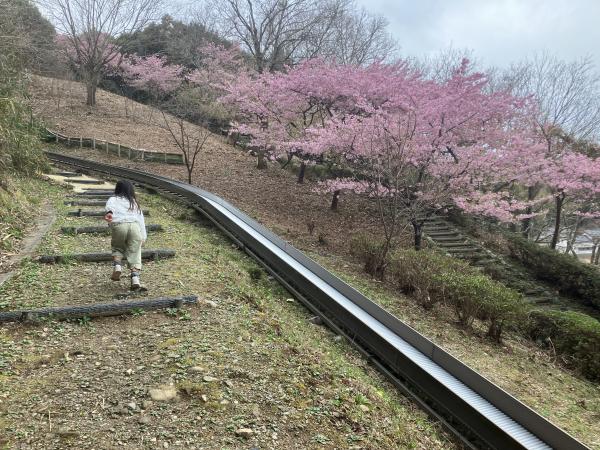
426, 231, 462, 237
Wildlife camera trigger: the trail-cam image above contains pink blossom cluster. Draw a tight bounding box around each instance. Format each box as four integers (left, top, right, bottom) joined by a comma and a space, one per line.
121, 54, 184, 95
218, 56, 600, 223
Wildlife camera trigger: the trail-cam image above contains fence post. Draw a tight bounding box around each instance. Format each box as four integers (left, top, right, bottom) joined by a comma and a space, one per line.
67, 136, 70, 146
118, 143, 121, 158
106, 140, 109, 154
93, 138, 96, 150
128, 147, 131, 159
80, 137, 83, 148
164, 152, 167, 162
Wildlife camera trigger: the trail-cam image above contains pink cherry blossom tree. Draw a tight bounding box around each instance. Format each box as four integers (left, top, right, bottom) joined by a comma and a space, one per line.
541, 151, 600, 249
305, 59, 544, 251
121, 54, 184, 100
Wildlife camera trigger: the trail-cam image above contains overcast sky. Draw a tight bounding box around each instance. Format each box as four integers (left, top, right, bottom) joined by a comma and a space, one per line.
357, 0, 600, 68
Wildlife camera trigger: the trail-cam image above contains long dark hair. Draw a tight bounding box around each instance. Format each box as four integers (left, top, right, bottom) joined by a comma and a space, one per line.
114, 180, 140, 212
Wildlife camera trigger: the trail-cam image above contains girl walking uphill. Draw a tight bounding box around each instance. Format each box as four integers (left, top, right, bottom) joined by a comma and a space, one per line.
104, 180, 146, 290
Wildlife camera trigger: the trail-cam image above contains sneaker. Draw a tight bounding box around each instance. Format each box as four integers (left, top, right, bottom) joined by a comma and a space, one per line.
111, 263, 122, 281
131, 272, 141, 290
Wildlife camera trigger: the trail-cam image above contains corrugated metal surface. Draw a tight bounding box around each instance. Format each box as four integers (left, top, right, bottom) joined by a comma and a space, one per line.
47, 152, 591, 450
204, 196, 551, 450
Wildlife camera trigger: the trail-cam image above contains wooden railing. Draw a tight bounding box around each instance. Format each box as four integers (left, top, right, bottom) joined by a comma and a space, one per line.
44, 129, 184, 165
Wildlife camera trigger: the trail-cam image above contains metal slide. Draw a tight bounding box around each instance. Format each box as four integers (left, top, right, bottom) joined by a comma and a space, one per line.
46, 152, 590, 450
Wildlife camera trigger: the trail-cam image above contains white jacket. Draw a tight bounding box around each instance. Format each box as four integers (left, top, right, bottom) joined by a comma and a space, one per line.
105, 196, 147, 240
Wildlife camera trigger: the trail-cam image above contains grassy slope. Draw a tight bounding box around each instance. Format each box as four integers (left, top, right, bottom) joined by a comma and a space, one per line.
28, 78, 600, 448
0, 176, 57, 269
43, 135, 600, 449
0, 180, 453, 449
306, 251, 600, 449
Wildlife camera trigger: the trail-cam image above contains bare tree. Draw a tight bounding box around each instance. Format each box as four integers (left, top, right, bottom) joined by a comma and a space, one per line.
205, 0, 396, 71
410, 46, 477, 82
300, 4, 397, 65
498, 53, 600, 141
159, 98, 210, 183
41, 0, 163, 106
491, 53, 600, 242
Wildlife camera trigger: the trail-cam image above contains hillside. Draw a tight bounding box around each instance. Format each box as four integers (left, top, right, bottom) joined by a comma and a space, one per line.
1, 179, 455, 449
29, 75, 386, 257
28, 76, 600, 448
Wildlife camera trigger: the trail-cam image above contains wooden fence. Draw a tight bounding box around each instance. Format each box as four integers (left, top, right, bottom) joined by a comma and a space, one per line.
44, 129, 184, 165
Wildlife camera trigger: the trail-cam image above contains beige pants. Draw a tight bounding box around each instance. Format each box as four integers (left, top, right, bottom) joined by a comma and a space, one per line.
111, 222, 143, 270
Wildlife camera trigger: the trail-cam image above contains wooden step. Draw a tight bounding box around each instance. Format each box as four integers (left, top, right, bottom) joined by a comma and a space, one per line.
61, 224, 163, 235
437, 242, 476, 248
64, 200, 106, 206
445, 247, 482, 253
54, 171, 80, 177
67, 209, 151, 217
67, 179, 103, 185
38, 249, 175, 264
432, 237, 467, 243
426, 231, 461, 237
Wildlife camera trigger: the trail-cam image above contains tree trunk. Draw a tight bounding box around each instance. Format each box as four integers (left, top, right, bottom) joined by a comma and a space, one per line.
257, 150, 267, 169
86, 79, 97, 107
550, 194, 564, 250
330, 190, 340, 210
413, 222, 423, 250
297, 161, 306, 183
595, 246, 600, 265
521, 186, 537, 239
565, 216, 582, 256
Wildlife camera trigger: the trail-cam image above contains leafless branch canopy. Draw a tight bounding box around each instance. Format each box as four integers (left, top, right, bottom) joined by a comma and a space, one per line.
40, 0, 163, 104
495, 53, 600, 140
205, 0, 397, 72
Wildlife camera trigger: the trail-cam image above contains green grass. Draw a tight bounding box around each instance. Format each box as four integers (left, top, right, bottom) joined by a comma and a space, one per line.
0, 181, 454, 449
0, 176, 63, 253
304, 249, 600, 449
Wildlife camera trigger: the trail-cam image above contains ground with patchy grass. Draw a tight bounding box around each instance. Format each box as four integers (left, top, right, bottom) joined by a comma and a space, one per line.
28, 78, 600, 448
0, 178, 454, 449
307, 251, 600, 449
0, 177, 57, 273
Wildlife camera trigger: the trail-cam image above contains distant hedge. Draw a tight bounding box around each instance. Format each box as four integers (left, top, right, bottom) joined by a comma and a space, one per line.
528, 310, 600, 381
351, 234, 600, 380
352, 236, 524, 342
506, 235, 600, 309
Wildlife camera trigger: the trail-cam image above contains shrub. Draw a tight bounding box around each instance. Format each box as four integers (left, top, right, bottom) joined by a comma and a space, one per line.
474, 279, 527, 341
387, 248, 524, 341
528, 310, 600, 380
388, 249, 472, 309
351, 235, 598, 374
428, 271, 524, 341
507, 235, 600, 309
350, 234, 389, 279
0, 75, 48, 178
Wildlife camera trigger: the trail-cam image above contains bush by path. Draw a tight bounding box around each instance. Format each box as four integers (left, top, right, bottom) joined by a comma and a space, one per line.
351, 234, 600, 380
